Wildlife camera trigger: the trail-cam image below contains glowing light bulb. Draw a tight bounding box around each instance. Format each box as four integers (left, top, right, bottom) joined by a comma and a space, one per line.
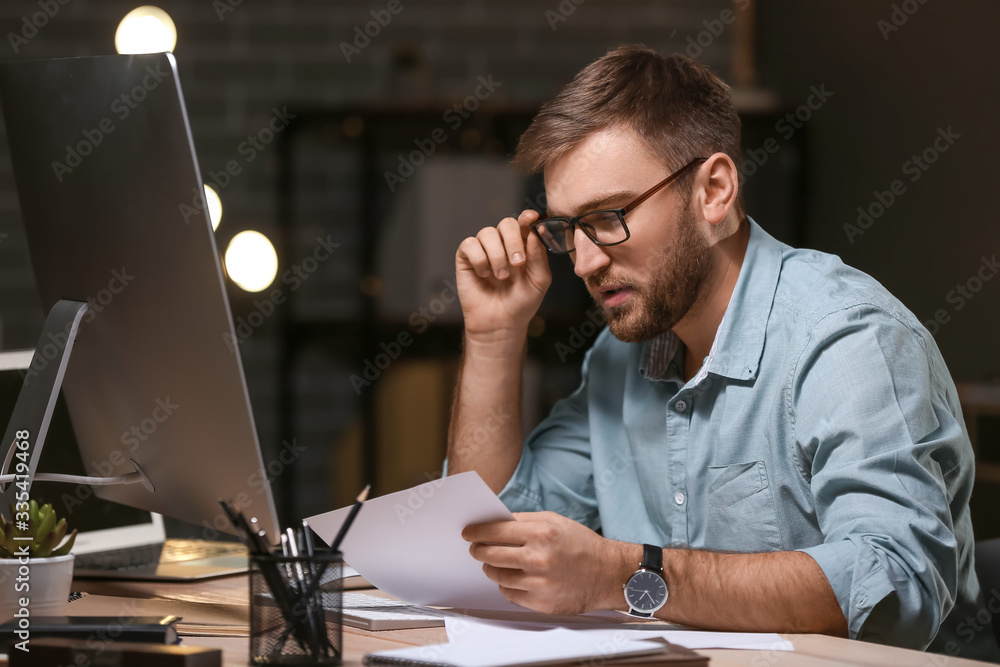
204, 184, 222, 231
225, 231, 278, 293
115, 6, 177, 55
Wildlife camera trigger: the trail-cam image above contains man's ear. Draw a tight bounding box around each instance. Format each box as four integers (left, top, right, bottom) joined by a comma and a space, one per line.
694, 153, 739, 230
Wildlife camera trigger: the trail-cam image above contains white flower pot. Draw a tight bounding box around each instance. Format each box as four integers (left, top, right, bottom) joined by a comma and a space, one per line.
0, 554, 75, 622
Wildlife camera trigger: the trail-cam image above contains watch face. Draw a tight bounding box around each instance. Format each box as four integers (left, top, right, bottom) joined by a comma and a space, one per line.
625, 570, 667, 613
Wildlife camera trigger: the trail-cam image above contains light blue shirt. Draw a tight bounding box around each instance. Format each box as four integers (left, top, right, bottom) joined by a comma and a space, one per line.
497, 219, 999, 660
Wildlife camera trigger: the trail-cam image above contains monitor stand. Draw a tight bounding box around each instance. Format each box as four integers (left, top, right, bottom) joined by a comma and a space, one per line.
0, 299, 152, 506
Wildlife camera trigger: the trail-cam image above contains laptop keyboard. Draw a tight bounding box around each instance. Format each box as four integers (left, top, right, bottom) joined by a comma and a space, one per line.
75, 542, 164, 570
161, 539, 247, 561
75, 539, 247, 571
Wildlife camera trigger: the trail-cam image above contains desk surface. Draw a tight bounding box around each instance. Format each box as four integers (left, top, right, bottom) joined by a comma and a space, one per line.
68, 575, 992, 667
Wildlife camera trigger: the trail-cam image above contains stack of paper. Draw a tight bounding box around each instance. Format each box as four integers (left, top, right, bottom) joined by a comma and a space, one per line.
363, 626, 706, 667
443, 618, 794, 652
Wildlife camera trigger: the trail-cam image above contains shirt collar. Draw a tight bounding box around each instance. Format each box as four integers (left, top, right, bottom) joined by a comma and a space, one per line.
640, 217, 783, 382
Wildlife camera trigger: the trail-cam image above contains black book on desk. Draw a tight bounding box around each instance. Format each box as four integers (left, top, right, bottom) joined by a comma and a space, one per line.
0, 615, 180, 647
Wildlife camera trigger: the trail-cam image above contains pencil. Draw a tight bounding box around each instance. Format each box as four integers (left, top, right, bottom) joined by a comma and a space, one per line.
330, 484, 370, 553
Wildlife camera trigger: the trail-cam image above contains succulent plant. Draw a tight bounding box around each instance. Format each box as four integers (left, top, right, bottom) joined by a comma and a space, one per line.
0, 500, 76, 558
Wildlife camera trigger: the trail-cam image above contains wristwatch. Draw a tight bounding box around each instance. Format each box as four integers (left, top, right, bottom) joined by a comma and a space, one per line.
623, 544, 668, 618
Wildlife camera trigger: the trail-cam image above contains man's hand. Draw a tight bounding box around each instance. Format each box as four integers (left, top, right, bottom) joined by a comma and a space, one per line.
462, 511, 634, 615
448, 211, 549, 492
455, 210, 552, 343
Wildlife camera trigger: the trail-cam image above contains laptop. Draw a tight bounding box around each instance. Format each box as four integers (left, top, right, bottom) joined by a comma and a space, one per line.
0, 350, 249, 580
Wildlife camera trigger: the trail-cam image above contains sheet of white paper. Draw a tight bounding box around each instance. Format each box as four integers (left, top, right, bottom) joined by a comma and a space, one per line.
444, 617, 794, 651
368, 627, 666, 667
657, 631, 793, 651
306, 472, 519, 610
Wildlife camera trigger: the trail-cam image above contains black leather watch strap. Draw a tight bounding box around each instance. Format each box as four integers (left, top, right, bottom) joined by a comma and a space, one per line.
640, 543, 663, 574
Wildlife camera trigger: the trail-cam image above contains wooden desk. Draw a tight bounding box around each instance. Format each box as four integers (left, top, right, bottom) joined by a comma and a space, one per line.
69, 575, 993, 667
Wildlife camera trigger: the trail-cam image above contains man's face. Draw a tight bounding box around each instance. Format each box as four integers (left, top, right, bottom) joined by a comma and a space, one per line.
544, 127, 714, 343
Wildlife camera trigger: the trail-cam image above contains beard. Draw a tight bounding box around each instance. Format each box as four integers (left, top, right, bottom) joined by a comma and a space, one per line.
586, 204, 714, 343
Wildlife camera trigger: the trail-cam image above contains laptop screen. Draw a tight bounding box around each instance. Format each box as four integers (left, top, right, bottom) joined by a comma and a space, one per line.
0, 351, 154, 535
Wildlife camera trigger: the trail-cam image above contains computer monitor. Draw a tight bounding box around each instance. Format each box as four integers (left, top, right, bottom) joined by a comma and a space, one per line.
0, 350, 159, 547
0, 53, 280, 539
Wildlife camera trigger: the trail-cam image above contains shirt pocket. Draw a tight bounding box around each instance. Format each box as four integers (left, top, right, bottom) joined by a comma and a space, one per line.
705, 461, 783, 552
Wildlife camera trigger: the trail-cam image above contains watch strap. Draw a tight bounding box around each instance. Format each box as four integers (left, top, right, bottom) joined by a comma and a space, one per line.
640, 544, 662, 574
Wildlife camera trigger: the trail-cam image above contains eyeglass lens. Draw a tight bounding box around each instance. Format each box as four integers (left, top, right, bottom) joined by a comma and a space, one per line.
536, 211, 625, 253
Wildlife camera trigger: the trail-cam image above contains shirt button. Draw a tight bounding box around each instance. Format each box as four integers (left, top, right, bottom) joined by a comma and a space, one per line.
674, 492, 685, 505
675, 400, 687, 412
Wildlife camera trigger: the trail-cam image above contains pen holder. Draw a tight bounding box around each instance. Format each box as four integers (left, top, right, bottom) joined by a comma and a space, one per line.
249, 551, 343, 666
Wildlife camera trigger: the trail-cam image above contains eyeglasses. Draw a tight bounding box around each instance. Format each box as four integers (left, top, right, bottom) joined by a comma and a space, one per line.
531, 157, 708, 254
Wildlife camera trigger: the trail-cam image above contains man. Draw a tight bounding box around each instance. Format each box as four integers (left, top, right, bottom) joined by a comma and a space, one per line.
446, 46, 998, 660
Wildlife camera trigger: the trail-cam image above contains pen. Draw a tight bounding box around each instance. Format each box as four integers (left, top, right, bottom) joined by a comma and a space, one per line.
249, 515, 274, 554
284, 527, 322, 656
331, 484, 370, 553
285, 527, 307, 595
218, 500, 253, 550
219, 500, 309, 653
302, 519, 314, 557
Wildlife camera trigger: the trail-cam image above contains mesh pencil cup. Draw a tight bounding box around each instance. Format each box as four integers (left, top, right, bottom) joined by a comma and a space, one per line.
250, 551, 343, 665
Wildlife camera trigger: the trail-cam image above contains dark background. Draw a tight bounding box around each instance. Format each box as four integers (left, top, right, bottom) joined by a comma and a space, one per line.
0, 1, 996, 537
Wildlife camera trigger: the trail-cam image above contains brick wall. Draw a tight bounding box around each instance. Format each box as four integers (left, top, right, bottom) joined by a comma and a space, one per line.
0, 0, 733, 342
0, 0, 735, 523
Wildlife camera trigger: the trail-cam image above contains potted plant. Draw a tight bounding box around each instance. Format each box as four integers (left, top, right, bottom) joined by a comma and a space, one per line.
0, 500, 77, 621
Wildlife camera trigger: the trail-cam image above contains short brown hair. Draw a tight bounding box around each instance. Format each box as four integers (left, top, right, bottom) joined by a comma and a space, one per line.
514, 45, 744, 220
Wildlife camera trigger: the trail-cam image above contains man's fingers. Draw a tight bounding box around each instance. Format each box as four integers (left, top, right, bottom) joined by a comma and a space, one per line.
521, 217, 553, 289
457, 237, 492, 278
460, 211, 544, 282
462, 519, 525, 545
497, 217, 526, 266
476, 225, 513, 279
525, 227, 546, 259
517, 208, 541, 232
498, 585, 545, 612
481, 564, 533, 590
469, 542, 528, 569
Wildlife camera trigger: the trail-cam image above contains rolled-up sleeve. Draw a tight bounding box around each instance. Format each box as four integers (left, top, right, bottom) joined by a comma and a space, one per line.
497, 345, 599, 530
791, 306, 968, 648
